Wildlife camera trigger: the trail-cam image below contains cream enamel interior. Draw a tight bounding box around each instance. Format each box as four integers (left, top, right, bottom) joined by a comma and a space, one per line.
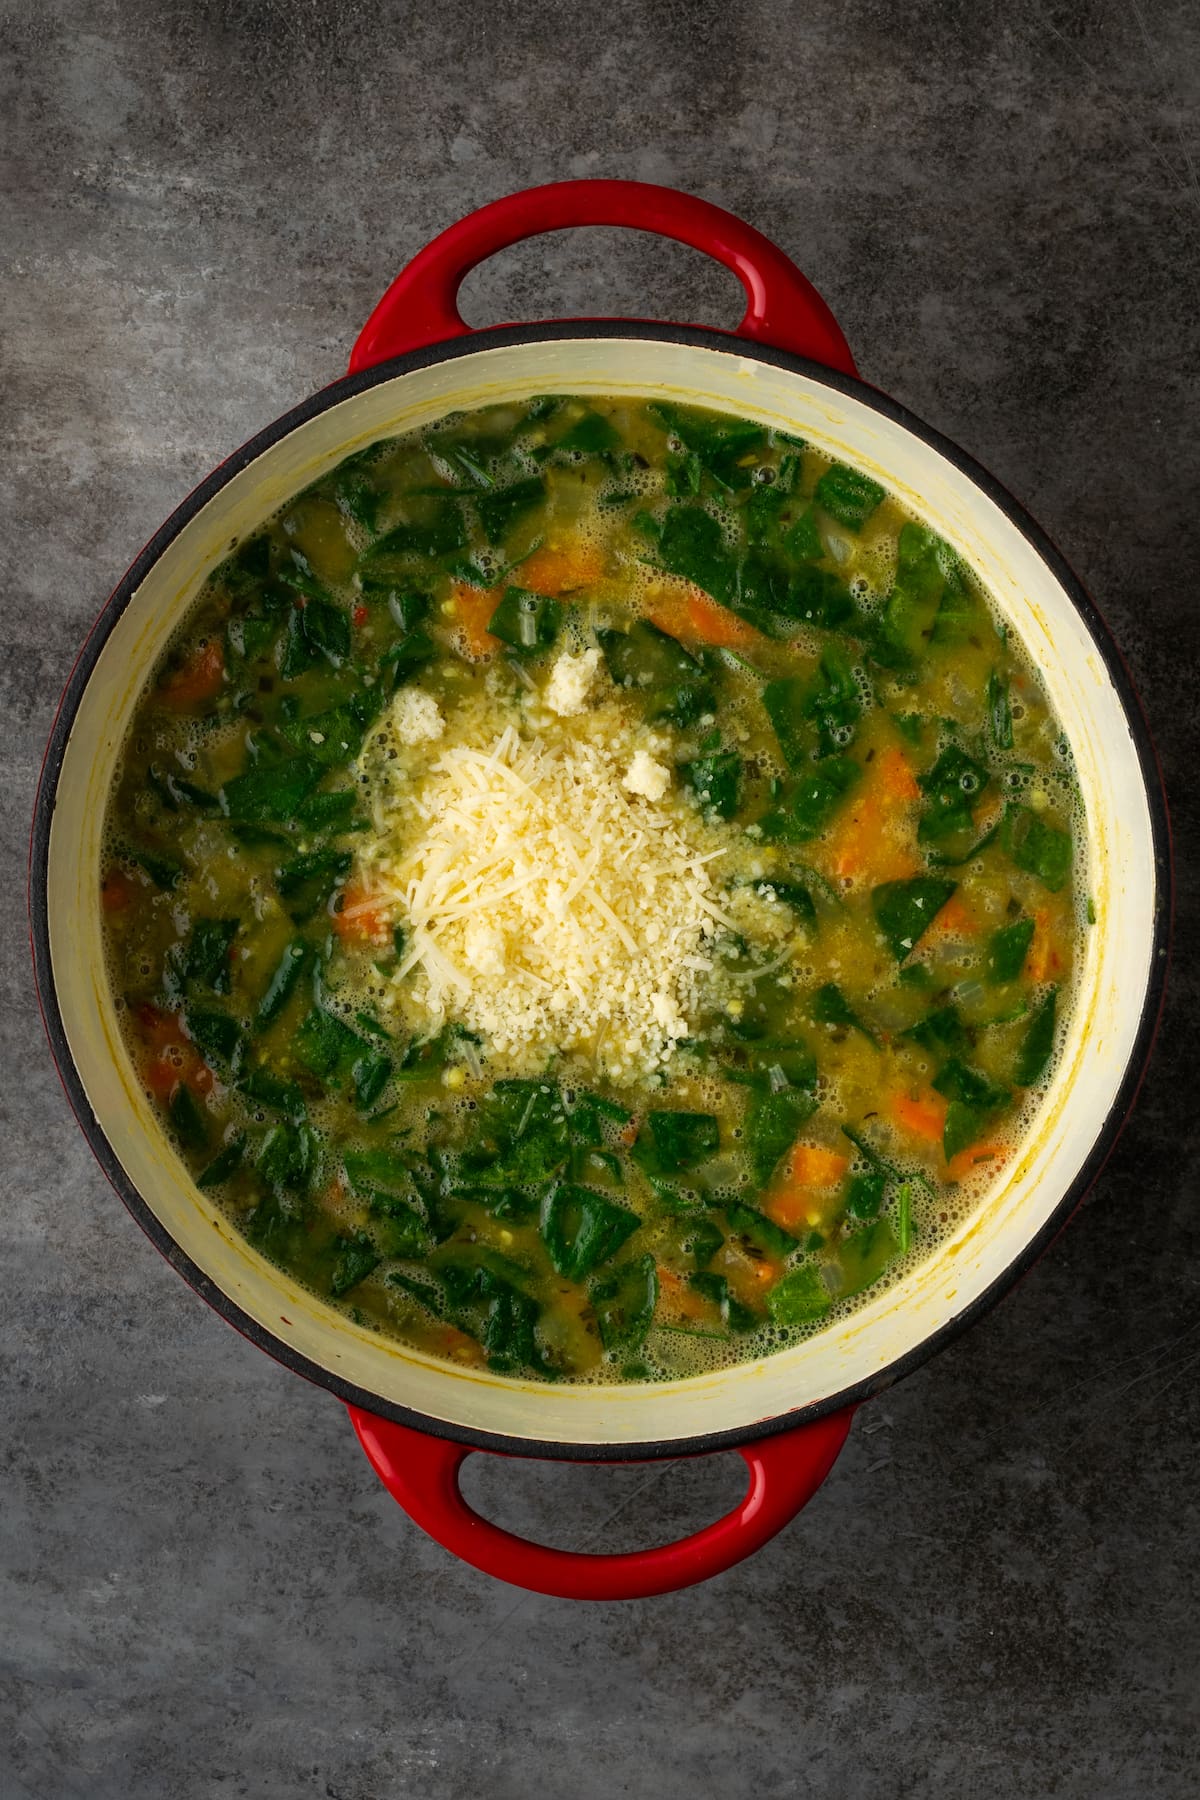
44, 337, 1159, 1448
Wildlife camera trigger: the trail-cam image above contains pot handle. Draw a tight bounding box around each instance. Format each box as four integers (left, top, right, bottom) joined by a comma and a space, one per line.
348, 179, 856, 377
345, 1402, 855, 1600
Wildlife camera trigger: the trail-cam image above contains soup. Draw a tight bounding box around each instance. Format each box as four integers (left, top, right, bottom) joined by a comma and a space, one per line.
102, 394, 1085, 1383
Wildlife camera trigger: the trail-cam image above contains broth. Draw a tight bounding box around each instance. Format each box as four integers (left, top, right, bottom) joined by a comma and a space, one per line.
102, 394, 1086, 1382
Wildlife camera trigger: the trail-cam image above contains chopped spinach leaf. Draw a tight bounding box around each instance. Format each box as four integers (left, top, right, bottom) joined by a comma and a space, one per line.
784, 503, 824, 563
763, 646, 861, 767
758, 757, 861, 843
475, 477, 544, 544
874, 523, 954, 663
932, 1058, 1010, 1112
256, 940, 309, 1028
197, 1133, 246, 1189
168, 1082, 209, 1152
256, 1119, 319, 1193
901, 1004, 968, 1057
239, 1065, 307, 1120
845, 1171, 887, 1221
987, 670, 1013, 751
765, 1263, 830, 1324
331, 1232, 381, 1298
1015, 987, 1057, 1086
782, 563, 856, 631
872, 877, 957, 959
294, 788, 359, 832
556, 410, 622, 455
811, 982, 878, 1046
591, 1254, 658, 1351
366, 499, 468, 560
486, 586, 561, 656
179, 918, 238, 994
221, 754, 323, 825
274, 848, 352, 923
184, 1006, 245, 1072
638, 1111, 720, 1174
379, 628, 436, 689
148, 763, 220, 813
755, 878, 817, 928
918, 744, 990, 845
540, 1182, 640, 1281
294, 1006, 392, 1106
985, 917, 1034, 985
814, 463, 885, 531
280, 596, 351, 674
597, 620, 714, 727
121, 844, 184, 890
1000, 804, 1073, 892
687, 1270, 757, 1332
837, 1217, 900, 1297
723, 1200, 798, 1261
682, 751, 741, 819
745, 1086, 819, 1187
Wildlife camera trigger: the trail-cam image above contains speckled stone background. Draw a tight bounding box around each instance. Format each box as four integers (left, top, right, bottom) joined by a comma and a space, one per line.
4, 3, 1198, 1796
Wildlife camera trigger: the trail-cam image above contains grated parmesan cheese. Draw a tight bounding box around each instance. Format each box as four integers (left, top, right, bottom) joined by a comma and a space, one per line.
623, 749, 671, 802
544, 646, 602, 717
392, 688, 445, 746
354, 719, 738, 1077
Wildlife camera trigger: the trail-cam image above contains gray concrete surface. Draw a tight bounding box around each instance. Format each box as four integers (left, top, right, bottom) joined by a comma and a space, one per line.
3, 3, 1199, 1796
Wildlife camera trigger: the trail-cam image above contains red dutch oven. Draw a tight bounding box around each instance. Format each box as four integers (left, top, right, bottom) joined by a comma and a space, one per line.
30, 182, 1171, 1601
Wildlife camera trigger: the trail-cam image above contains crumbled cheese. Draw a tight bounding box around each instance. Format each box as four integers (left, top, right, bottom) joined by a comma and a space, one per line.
355, 722, 738, 1077
392, 688, 445, 746
463, 919, 506, 976
544, 646, 602, 717
623, 749, 671, 803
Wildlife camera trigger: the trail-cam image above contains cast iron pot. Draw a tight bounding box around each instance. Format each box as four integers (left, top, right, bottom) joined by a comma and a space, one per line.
30, 181, 1170, 1600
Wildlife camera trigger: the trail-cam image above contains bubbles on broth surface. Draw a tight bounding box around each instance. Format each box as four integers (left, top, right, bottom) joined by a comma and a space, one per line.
99, 391, 1089, 1386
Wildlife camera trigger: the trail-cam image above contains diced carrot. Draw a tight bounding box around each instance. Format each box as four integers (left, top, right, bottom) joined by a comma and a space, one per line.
925, 892, 976, 941
721, 1250, 784, 1310
160, 639, 224, 709
645, 578, 764, 650
353, 603, 369, 627
145, 1061, 212, 1101
135, 1002, 189, 1054
767, 1191, 827, 1234
1026, 907, 1063, 983
144, 1055, 181, 1100
786, 1143, 852, 1189
617, 1120, 640, 1148
450, 581, 502, 658
643, 589, 692, 642
767, 1198, 833, 1236
136, 1005, 213, 1099
765, 1142, 850, 1231
947, 1139, 1009, 1182
439, 1325, 486, 1366
656, 1266, 715, 1323
875, 744, 920, 804
184, 1058, 214, 1096
333, 883, 392, 948
101, 869, 135, 912
684, 590, 763, 648
818, 745, 920, 887
890, 1086, 948, 1143
518, 542, 605, 596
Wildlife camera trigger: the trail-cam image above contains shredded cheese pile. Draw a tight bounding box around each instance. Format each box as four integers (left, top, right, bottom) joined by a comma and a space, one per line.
363, 720, 737, 1076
